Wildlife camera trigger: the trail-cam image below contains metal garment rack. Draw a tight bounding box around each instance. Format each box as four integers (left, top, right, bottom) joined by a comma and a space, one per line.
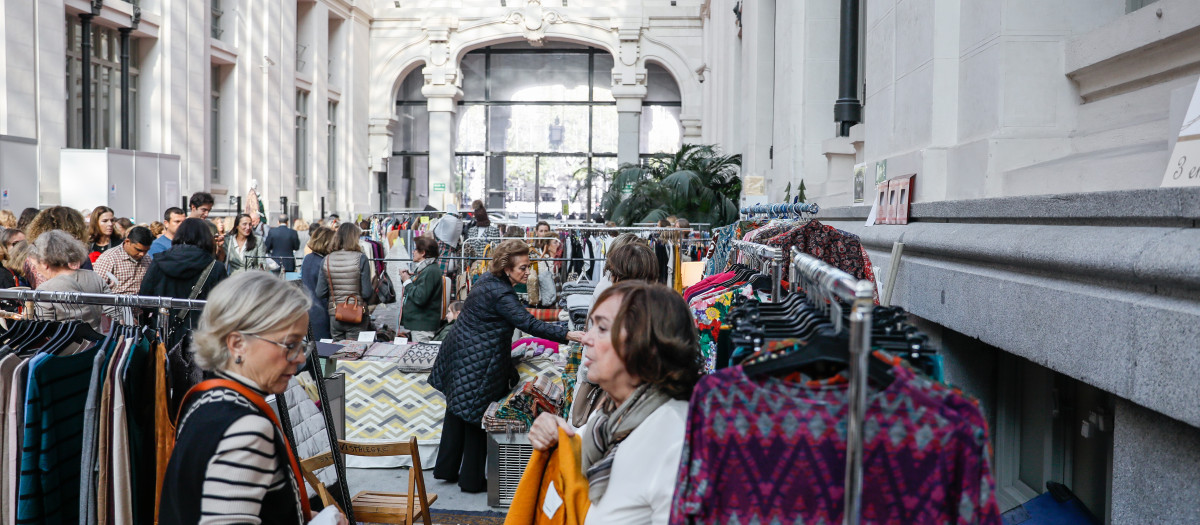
730, 240, 784, 299
741, 202, 821, 218
788, 247, 874, 525
0, 289, 207, 340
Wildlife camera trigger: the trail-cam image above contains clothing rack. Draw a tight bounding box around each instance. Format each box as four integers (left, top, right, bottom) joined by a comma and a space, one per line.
0, 289, 207, 342
372, 209, 446, 216
740, 202, 820, 218
729, 240, 784, 299
788, 248, 874, 525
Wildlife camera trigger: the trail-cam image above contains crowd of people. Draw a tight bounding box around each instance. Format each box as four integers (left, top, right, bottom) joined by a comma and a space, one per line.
0, 192, 703, 524
0, 193, 341, 326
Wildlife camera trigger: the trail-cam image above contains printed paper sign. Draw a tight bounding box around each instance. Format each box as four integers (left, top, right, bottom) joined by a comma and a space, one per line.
357, 331, 376, 342
1163, 80, 1200, 187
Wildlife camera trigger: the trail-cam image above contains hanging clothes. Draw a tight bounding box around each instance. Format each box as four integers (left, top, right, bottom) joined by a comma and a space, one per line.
669, 359, 1000, 524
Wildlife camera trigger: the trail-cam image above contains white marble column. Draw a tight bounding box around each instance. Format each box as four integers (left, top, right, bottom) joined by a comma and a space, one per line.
423, 84, 461, 211
614, 87, 646, 167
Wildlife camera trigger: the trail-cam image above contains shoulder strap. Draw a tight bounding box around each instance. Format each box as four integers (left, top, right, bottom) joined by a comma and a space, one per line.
177, 379, 313, 517
177, 261, 216, 319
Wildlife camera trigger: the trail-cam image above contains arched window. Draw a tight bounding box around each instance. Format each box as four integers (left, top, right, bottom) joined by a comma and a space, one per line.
393, 46, 685, 216
392, 70, 430, 209
641, 63, 683, 156
452, 43, 618, 219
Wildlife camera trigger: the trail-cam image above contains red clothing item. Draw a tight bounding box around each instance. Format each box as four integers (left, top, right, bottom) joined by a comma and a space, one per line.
683, 271, 736, 302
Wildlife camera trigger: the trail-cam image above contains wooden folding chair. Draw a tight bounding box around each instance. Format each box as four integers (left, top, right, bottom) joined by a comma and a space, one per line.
300, 436, 438, 525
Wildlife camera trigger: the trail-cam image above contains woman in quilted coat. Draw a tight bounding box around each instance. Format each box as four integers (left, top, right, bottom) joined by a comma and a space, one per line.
430, 240, 584, 493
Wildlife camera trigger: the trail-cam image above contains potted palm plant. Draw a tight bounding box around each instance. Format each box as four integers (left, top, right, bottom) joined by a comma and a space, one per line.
598, 144, 743, 227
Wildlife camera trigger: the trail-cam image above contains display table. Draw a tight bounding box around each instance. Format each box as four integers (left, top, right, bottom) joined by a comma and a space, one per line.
331, 341, 567, 473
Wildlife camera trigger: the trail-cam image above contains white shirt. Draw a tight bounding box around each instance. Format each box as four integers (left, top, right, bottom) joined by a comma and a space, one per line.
583, 399, 689, 525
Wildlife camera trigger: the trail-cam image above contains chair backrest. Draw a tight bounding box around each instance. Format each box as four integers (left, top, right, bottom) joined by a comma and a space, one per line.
300, 436, 432, 525
440, 275, 452, 320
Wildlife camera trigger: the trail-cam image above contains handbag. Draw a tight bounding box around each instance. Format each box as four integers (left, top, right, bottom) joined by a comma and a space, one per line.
326, 258, 364, 324
372, 271, 397, 305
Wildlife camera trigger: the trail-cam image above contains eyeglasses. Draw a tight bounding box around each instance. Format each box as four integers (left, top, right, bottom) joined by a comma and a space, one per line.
244, 333, 312, 362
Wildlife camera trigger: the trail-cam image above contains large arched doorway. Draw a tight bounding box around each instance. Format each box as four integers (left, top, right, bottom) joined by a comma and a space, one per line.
392, 42, 681, 216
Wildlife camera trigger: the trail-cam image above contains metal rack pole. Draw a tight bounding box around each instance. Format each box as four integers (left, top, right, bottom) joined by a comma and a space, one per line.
843, 279, 875, 525
789, 248, 874, 525
771, 248, 784, 300
0, 289, 208, 311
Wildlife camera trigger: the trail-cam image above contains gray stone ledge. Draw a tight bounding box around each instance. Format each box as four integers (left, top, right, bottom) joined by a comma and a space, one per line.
854, 247, 1200, 429
816, 187, 1200, 224
822, 220, 1200, 294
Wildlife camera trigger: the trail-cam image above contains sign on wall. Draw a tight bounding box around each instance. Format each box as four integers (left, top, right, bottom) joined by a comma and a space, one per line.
1162, 80, 1200, 187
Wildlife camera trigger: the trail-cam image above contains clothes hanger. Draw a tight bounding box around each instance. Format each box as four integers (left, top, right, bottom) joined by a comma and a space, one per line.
742, 329, 895, 387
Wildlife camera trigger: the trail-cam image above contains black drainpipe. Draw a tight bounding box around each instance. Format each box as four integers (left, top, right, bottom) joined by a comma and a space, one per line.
834, 0, 862, 137
119, 7, 139, 149
80, 13, 94, 148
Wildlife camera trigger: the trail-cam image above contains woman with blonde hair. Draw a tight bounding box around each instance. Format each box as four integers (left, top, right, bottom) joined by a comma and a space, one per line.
160, 271, 348, 525
0, 210, 16, 229
429, 240, 583, 493
314, 222, 374, 340
0, 230, 30, 311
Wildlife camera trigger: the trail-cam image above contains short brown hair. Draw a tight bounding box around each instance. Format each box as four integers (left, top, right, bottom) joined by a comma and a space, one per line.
606, 242, 658, 283
489, 239, 530, 277
413, 236, 439, 259
593, 281, 702, 400
307, 226, 335, 256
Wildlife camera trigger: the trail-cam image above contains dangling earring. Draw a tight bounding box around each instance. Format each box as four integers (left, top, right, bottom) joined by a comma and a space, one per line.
235, 355, 243, 365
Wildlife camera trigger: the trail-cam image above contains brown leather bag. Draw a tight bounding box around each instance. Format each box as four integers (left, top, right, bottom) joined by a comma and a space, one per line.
326, 257, 364, 324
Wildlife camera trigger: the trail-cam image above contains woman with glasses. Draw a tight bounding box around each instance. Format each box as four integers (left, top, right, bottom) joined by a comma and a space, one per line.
160, 271, 346, 525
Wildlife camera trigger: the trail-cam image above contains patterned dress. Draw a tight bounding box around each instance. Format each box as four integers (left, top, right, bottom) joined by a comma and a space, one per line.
669, 362, 1001, 525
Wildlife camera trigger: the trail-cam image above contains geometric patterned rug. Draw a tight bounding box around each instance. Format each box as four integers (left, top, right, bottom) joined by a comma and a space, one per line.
337, 360, 446, 468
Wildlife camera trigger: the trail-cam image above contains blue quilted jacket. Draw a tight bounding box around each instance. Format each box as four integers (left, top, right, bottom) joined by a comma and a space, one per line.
429, 272, 569, 422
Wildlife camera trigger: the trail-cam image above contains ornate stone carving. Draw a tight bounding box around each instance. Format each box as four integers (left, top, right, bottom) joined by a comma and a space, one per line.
616, 26, 641, 66
505, 0, 564, 46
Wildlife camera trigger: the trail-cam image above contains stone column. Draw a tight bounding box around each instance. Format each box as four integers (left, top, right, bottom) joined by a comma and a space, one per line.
367, 117, 398, 214
423, 83, 461, 211
681, 116, 702, 143
613, 87, 646, 167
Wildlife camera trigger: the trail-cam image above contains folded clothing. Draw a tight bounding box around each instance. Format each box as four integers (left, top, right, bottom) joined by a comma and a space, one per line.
511, 338, 561, 360
491, 373, 566, 428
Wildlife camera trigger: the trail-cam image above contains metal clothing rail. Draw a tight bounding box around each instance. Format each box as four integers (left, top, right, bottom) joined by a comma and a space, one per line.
0, 289, 208, 342
788, 248, 874, 525
372, 210, 446, 216
730, 240, 784, 299
741, 202, 820, 218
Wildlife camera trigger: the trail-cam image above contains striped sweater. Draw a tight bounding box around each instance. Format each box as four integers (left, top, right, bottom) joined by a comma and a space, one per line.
159, 372, 304, 525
